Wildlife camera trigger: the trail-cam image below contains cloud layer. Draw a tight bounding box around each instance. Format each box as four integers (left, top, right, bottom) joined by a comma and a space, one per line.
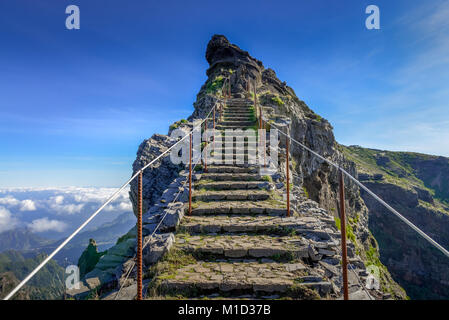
0, 187, 133, 235
28, 217, 67, 233
0, 206, 18, 233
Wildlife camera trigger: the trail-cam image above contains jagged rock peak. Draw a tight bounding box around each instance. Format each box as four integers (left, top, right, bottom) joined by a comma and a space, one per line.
205, 34, 263, 76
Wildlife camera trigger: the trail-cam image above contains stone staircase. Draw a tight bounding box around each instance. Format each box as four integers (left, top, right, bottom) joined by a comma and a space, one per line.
145, 97, 369, 300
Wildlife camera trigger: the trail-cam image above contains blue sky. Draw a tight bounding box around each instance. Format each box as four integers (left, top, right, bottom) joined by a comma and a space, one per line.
1, 0, 448, 187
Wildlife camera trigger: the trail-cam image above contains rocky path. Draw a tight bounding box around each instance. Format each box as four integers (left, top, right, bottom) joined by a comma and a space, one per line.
146, 98, 374, 300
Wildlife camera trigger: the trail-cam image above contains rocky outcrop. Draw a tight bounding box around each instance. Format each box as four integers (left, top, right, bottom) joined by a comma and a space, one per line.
0, 272, 31, 300
77, 239, 105, 279
129, 134, 184, 217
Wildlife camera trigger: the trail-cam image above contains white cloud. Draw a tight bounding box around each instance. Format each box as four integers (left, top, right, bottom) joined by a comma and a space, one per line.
0, 206, 18, 233
0, 196, 19, 206
53, 195, 64, 205
28, 217, 68, 233
118, 201, 132, 211
19, 199, 36, 211
49, 202, 84, 215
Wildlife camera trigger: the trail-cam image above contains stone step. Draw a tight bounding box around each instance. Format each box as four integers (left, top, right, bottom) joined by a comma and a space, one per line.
221, 114, 253, 118
221, 115, 253, 119
176, 234, 309, 260
202, 160, 258, 166
216, 126, 255, 131
226, 99, 253, 105
211, 140, 262, 147
223, 108, 253, 113
220, 121, 255, 126
223, 111, 254, 115
193, 190, 271, 202
154, 261, 331, 298
189, 200, 286, 216
216, 131, 259, 136
197, 180, 269, 191
225, 102, 253, 107
209, 148, 258, 156
207, 154, 258, 161
206, 165, 258, 173
217, 116, 255, 125
180, 215, 321, 235
200, 173, 262, 182
200, 172, 264, 181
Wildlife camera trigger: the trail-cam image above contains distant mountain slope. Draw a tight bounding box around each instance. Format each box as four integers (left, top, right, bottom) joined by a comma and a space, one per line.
342, 145, 449, 299
0, 228, 53, 252
0, 250, 64, 300
1, 212, 136, 265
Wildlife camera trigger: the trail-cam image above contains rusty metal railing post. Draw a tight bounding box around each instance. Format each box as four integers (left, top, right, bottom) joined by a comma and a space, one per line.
263, 120, 266, 168
213, 107, 216, 152
204, 118, 208, 173
286, 137, 290, 217
339, 169, 349, 300
189, 133, 193, 216
137, 171, 143, 300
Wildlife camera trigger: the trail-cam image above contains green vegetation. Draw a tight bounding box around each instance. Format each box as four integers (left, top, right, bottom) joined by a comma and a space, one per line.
271, 95, 285, 106
365, 245, 383, 269
302, 186, 309, 198
77, 239, 106, 279
205, 75, 224, 94
334, 217, 356, 242
262, 175, 272, 182
170, 119, 188, 130
116, 231, 135, 245
0, 250, 65, 300
341, 145, 449, 214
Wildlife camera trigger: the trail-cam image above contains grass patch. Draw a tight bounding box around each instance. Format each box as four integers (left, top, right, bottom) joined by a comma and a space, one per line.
262, 175, 272, 182
206, 75, 224, 94
334, 217, 356, 242
271, 96, 285, 106
302, 186, 309, 198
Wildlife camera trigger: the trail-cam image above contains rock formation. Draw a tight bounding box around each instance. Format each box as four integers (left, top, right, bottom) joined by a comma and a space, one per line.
77, 239, 105, 279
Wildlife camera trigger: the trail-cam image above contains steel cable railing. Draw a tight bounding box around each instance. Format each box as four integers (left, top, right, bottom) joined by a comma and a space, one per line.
267, 120, 449, 259
3, 97, 222, 301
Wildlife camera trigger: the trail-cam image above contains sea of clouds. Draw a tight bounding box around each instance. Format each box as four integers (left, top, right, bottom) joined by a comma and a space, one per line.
0, 186, 133, 238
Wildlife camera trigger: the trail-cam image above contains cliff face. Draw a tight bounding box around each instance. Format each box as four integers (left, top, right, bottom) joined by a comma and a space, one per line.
178, 35, 406, 298
342, 146, 449, 299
